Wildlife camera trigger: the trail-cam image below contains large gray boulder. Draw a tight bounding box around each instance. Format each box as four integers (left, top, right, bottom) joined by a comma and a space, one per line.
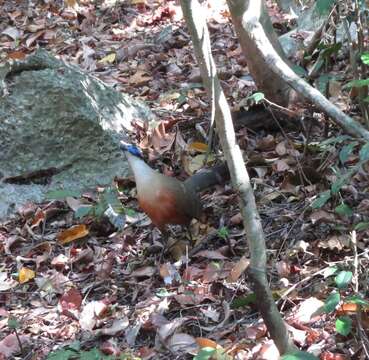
0, 50, 154, 220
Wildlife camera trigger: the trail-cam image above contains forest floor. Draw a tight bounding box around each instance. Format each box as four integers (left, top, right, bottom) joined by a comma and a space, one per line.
0, 0, 368, 359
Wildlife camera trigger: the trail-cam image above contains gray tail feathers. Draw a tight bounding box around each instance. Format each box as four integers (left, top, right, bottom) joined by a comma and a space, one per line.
184, 163, 230, 193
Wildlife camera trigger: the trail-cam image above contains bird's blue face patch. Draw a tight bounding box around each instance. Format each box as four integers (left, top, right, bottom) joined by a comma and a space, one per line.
127, 145, 142, 157
120, 143, 143, 158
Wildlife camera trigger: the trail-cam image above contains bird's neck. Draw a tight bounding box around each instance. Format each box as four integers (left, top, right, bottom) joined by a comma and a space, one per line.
125, 152, 157, 187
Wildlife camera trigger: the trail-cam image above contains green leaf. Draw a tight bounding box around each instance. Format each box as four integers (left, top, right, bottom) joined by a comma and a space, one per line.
155, 25, 173, 43
231, 293, 257, 309
323, 266, 338, 278
331, 169, 356, 194
66, 341, 81, 351
320, 43, 342, 58
8, 317, 19, 329
339, 142, 357, 164
316, 73, 330, 95
46, 342, 81, 360
93, 201, 106, 218
311, 190, 331, 209
186, 82, 204, 89
316, 0, 335, 14
156, 288, 172, 297
336, 316, 352, 336
193, 347, 217, 360
320, 135, 351, 147
335, 203, 353, 216
335, 271, 352, 289
343, 78, 369, 89
354, 222, 369, 231
359, 142, 369, 161
102, 188, 122, 211
323, 292, 340, 313
125, 208, 137, 217
74, 206, 92, 219
47, 349, 78, 360
218, 226, 229, 240
345, 295, 369, 307
247, 92, 264, 104
177, 93, 187, 106
46, 189, 81, 200
281, 350, 319, 360
79, 348, 112, 360
361, 53, 369, 65
292, 65, 308, 77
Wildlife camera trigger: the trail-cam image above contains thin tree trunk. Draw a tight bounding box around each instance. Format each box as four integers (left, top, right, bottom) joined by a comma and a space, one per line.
180, 0, 295, 354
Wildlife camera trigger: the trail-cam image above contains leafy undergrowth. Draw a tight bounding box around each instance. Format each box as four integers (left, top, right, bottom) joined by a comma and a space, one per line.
1, 0, 369, 359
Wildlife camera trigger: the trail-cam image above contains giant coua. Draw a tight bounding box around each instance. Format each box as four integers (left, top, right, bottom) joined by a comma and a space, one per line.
120, 143, 230, 232
120, 143, 203, 232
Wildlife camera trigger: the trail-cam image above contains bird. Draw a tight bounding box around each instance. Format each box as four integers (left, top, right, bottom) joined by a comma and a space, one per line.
120, 143, 202, 232
120, 143, 229, 233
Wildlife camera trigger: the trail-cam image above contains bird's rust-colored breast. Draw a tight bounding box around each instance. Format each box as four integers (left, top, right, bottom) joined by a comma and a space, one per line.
138, 188, 192, 231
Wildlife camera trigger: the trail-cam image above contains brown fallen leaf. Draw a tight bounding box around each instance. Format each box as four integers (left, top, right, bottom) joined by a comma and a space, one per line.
79, 300, 109, 331
151, 121, 176, 155
243, 321, 267, 339
194, 250, 228, 260
129, 70, 151, 86
100, 340, 121, 356
159, 262, 180, 285
153, 315, 189, 343
188, 142, 208, 153
166, 333, 197, 354
275, 141, 287, 156
130, 266, 156, 278
26, 30, 46, 48
310, 209, 335, 224
257, 340, 280, 360
51, 254, 69, 270
256, 134, 275, 151
275, 260, 290, 278
321, 351, 348, 360
1, 27, 21, 41
94, 317, 129, 336
0, 334, 29, 358
58, 224, 89, 244
60, 288, 83, 311
59, 287, 83, 319
7, 50, 27, 60
293, 297, 324, 324
196, 337, 217, 349
230, 212, 243, 225
272, 159, 290, 172
0, 272, 17, 291
25, 241, 52, 269
30, 208, 45, 229
227, 256, 249, 282
318, 234, 350, 251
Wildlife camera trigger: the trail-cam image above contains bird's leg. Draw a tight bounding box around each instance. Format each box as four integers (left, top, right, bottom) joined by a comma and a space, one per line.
186, 226, 193, 243
158, 227, 169, 263
158, 227, 170, 243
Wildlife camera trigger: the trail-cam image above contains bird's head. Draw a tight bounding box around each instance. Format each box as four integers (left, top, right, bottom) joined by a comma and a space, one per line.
120, 142, 144, 159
